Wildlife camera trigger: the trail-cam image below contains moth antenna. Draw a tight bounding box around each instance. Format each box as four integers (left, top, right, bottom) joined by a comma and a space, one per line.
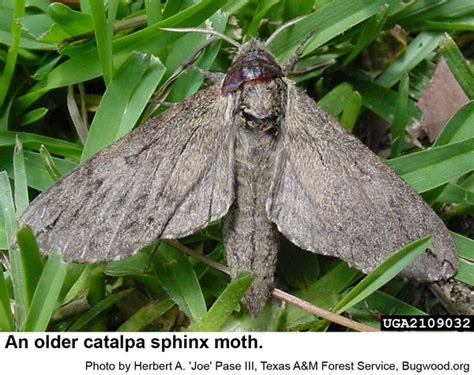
142, 36, 221, 120
265, 16, 307, 47
160, 27, 241, 49
281, 32, 316, 74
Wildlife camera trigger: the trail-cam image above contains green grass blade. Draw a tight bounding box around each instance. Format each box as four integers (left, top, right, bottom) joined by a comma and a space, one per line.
270, 0, 400, 62
0, 264, 14, 331
455, 259, 474, 286
162, 0, 188, 18
0, 149, 77, 192
151, 242, 207, 324
440, 35, 474, 100
351, 77, 421, 122
117, 298, 174, 332
0, 170, 13, 246
246, 0, 279, 37
166, 11, 227, 102
61, 264, 94, 305
460, 173, 474, 191
81, 52, 165, 160
392, 0, 474, 28
39, 145, 62, 181
349, 290, 426, 328
318, 82, 354, 117
343, 9, 387, 65
0, 29, 54, 51
89, 0, 114, 86
13, 139, 28, 216
1, 171, 25, 325
340, 91, 362, 132
0, 0, 25, 106
388, 138, 474, 193
190, 272, 254, 332
104, 251, 149, 277
421, 17, 474, 32
67, 289, 132, 331
0, 131, 82, 160
287, 261, 360, 327
9, 248, 28, 327
18, 13, 67, 43
390, 73, 409, 158
376, 32, 444, 88
389, 138, 474, 174
452, 232, 474, 262
434, 101, 474, 147
436, 183, 474, 205
19, 107, 48, 126
107, 256, 151, 278
115, 56, 165, 139
83, 270, 107, 331
0, 222, 5, 250
48, 3, 94, 36
334, 236, 433, 314
16, 226, 44, 307
145, 0, 163, 26
23, 249, 67, 331
0, 171, 17, 245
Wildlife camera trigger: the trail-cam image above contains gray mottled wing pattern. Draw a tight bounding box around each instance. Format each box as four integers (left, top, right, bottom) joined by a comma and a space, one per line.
20, 85, 235, 262
267, 79, 457, 281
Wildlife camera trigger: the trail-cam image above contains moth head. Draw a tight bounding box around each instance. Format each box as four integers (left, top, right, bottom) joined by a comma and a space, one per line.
222, 40, 283, 95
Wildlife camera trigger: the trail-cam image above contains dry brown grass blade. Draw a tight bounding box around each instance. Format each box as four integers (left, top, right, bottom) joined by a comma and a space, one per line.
165, 239, 379, 332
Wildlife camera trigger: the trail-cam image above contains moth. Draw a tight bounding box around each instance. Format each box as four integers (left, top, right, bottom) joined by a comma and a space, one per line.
19, 36, 458, 315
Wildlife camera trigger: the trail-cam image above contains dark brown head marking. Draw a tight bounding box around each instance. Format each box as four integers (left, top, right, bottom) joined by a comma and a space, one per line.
222, 41, 283, 95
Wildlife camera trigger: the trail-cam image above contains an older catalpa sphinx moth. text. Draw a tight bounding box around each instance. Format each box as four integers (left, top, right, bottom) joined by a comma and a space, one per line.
20, 39, 457, 315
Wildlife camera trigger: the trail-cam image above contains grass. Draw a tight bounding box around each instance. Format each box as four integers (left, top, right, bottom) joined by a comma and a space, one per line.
0, 0, 474, 332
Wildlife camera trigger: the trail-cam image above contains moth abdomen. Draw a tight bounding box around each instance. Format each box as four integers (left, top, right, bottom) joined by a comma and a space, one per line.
223, 123, 280, 315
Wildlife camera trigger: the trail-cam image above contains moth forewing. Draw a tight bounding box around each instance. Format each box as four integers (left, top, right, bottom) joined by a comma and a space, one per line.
266, 79, 457, 282
19, 86, 235, 263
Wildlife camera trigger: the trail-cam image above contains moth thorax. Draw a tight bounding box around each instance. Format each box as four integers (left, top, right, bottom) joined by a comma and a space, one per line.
239, 79, 283, 132
222, 48, 283, 95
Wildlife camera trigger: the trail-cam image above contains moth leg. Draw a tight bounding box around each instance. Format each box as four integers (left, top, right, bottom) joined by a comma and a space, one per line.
143, 39, 224, 119
190, 66, 225, 84
281, 32, 314, 74
159, 37, 222, 89
179, 36, 225, 84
